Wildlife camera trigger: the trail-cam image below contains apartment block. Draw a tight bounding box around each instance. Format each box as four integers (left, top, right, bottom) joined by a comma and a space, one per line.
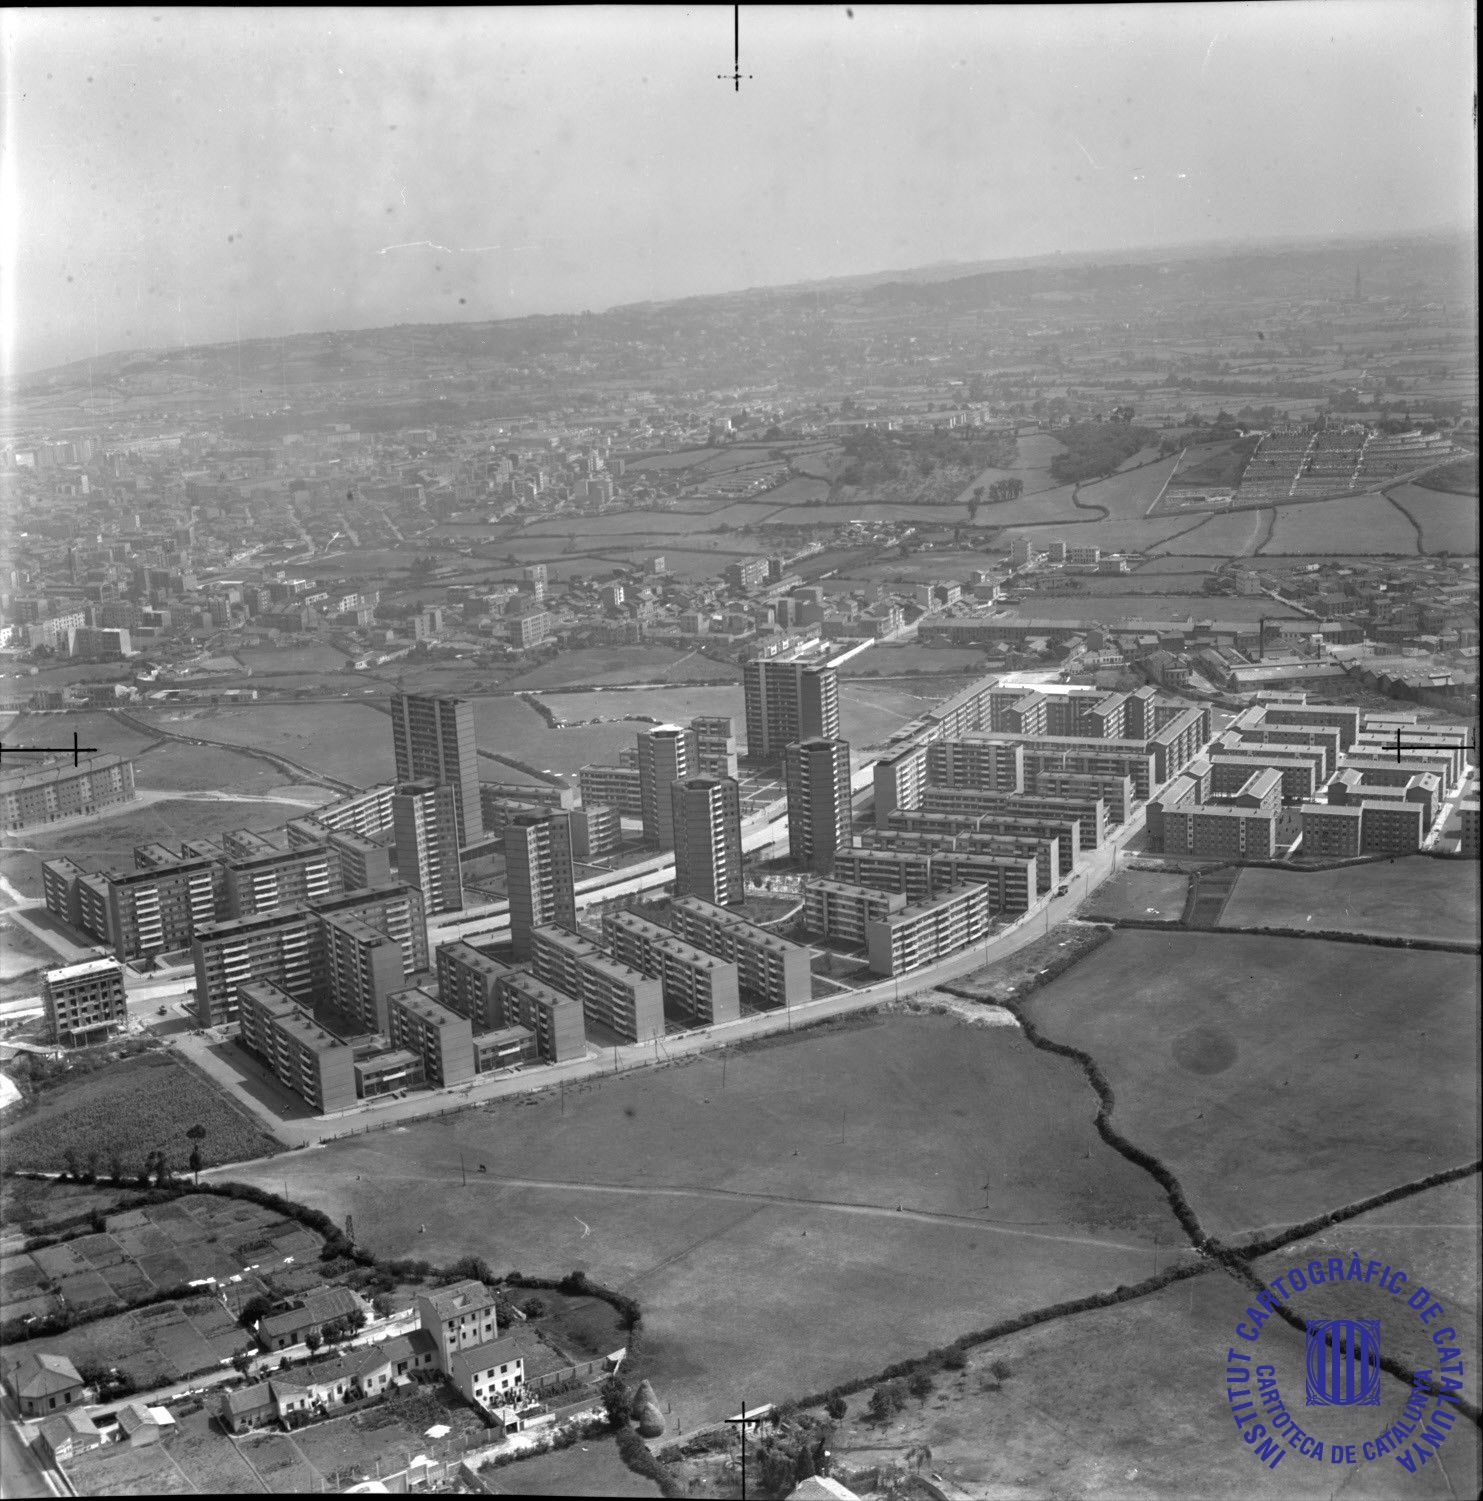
577, 763, 643, 817
101, 856, 223, 961
393, 780, 464, 915
222, 830, 278, 861
1356, 800, 1426, 856
802, 878, 907, 946
1341, 753, 1459, 797
387, 987, 475, 1088
1, 754, 136, 832
919, 786, 1106, 850
667, 896, 812, 1010
42, 959, 128, 1047
873, 743, 930, 828
1209, 746, 1320, 802
865, 882, 993, 977
1145, 707, 1208, 783
504, 810, 576, 960
389, 694, 482, 847
193, 905, 318, 1027
490, 969, 587, 1062
1261, 703, 1361, 751
671, 774, 743, 905
223, 845, 342, 919
416, 1280, 501, 1373
435, 941, 509, 1034
926, 737, 1025, 797
690, 716, 740, 780
311, 883, 429, 977
316, 784, 397, 840
41, 857, 88, 931
321, 913, 408, 1035
284, 819, 392, 890
530, 924, 664, 1044
569, 802, 621, 858
784, 737, 852, 874
743, 649, 842, 762
602, 909, 742, 1026
1300, 801, 1363, 859
236, 981, 357, 1114
1458, 799, 1480, 859
833, 845, 935, 904
637, 725, 692, 849
931, 851, 1036, 914
1024, 770, 1134, 827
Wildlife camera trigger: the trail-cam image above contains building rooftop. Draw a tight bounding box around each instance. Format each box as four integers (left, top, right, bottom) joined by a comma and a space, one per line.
419, 1279, 497, 1321
43, 957, 121, 984
0, 753, 131, 794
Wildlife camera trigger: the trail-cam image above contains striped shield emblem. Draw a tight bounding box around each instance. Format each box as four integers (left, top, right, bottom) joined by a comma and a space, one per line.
1305, 1319, 1382, 1406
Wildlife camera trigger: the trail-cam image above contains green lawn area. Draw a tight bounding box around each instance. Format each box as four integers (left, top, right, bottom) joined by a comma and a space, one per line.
1082, 868, 1189, 922
493, 1434, 661, 1496
1219, 857, 1479, 944
224, 1013, 1177, 1434
1021, 931, 1479, 1240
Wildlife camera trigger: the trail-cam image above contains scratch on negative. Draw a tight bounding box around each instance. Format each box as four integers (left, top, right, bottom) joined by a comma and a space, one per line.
574, 1217, 591, 1237
376, 240, 506, 256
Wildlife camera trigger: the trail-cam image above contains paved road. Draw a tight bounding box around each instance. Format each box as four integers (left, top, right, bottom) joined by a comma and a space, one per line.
0, 1394, 62, 1500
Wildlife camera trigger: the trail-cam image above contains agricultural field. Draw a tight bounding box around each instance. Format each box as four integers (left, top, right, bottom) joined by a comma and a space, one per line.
131, 702, 396, 787
1171, 437, 1259, 490
469, 700, 652, 781
841, 643, 991, 677
1153, 508, 1268, 556
227, 1012, 1179, 1434
1072, 454, 1181, 519
1385, 482, 1480, 555
838, 679, 974, 749
998, 594, 1298, 625
1218, 856, 1479, 944
0, 1051, 283, 1176
1021, 930, 1479, 1240
1260, 493, 1421, 555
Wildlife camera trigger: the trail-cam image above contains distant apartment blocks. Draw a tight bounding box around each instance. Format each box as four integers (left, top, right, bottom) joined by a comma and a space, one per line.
1, 754, 136, 832
667, 895, 812, 1011
530, 923, 664, 1044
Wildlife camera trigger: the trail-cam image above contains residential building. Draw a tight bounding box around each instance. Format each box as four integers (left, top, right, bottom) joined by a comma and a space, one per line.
504, 810, 576, 960
637, 724, 692, 848
320, 913, 409, 1035
873, 743, 929, 828
42, 958, 128, 1046
416, 1280, 501, 1370
98, 855, 223, 961
530, 924, 664, 1043
387, 986, 476, 1088
569, 802, 621, 858
394, 779, 464, 914
284, 820, 393, 889
1458, 799, 1480, 859
1300, 801, 1363, 859
491, 969, 587, 1061
865, 882, 993, 977
236, 981, 357, 1114
671, 774, 744, 905
3, 1351, 85, 1417
743, 645, 848, 762
192, 905, 318, 1027
435, 940, 509, 1033
389, 693, 482, 846
316, 784, 397, 839
577, 763, 643, 816
448, 1338, 526, 1410
0, 754, 136, 832
667, 896, 812, 1010
784, 737, 852, 874
222, 844, 342, 919
802, 878, 907, 946
601, 909, 741, 1026
690, 715, 740, 779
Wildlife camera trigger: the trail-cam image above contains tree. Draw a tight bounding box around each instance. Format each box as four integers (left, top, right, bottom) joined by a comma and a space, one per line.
599, 1374, 631, 1429
826, 1394, 848, 1420
867, 1385, 896, 1424
521, 1296, 547, 1320
908, 1369, 936, 1402
304, 1331, 322, 1354
239, 1295, 274, 1332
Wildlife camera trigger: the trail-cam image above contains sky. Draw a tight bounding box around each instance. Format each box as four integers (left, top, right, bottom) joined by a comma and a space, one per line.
3, 3, 1476, 374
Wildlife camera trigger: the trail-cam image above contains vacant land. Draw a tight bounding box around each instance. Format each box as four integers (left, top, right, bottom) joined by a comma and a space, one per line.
536, 686, 744, 728
1172, 438, 1259, 490
1074, 455, 1181, 519
501, 647, 740, 691
1082, 868, 1190, 923
0, 710, 159, 760
491, 1435, 660, 1497
1, 1051, 282, 1176
234, 643, 351, 674
132, 702, 395, 787
227, 1013, 1177, 1433
1155, 508, 1268, 556
132, 740, 292, 796
1219, 857, 1479, 944
1022, 930, 1478, 1240
1261, 493, 1420, 554
1385, 482, 1480, 554
1000, 594, 1297, 625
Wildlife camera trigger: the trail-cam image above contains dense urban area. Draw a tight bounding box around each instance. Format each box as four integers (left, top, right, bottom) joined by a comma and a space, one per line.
0, 230, 1477, 1498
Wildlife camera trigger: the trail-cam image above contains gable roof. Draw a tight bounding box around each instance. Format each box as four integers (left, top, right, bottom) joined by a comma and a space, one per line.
418, 1279, 496, 1321
222, 1382, 272, 1418
38, 1409, 101, 1448
447, 1336, 525, 1384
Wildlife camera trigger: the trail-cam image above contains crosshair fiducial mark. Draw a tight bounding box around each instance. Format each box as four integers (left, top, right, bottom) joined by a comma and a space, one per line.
0, 729, 100, 769
717, 4, 752, 91
1385, 723, 1476, 762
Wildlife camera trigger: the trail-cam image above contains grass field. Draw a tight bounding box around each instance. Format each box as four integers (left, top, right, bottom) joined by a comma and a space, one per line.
1385, 483, 1480, 555
1022, 931, 1479, 1240
6, 797, 299, 878
235, 643, 351, 674
226, 1013, 1177, 1433
999, 594, 1300, 624
134, 703, 396, 787
1082, 868, 1190, 922
535, 686, 744, 726
1261, 494, 1420, 555
1155, 509, 1268, 556
500, 648, 739, 691
820, 1247, 1474, 1499
132, 740, 293, 796
1, 1051, 283, 1176
1073, 455, 1181, 519
0, 710, 159, 761
1219, 857, 1479, 944
1172, 438, 1259, 490
841, 644, 991, 676
498, 1435, 661, 1496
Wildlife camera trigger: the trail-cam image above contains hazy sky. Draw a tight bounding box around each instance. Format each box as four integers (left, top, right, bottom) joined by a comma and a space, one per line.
4, 4, 1476, 373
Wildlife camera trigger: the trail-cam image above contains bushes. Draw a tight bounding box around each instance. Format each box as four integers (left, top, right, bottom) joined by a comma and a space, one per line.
614, 1427, 685, 1498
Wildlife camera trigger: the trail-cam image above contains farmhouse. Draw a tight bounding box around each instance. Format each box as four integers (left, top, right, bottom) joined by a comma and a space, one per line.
2, 1350, 86, 1417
